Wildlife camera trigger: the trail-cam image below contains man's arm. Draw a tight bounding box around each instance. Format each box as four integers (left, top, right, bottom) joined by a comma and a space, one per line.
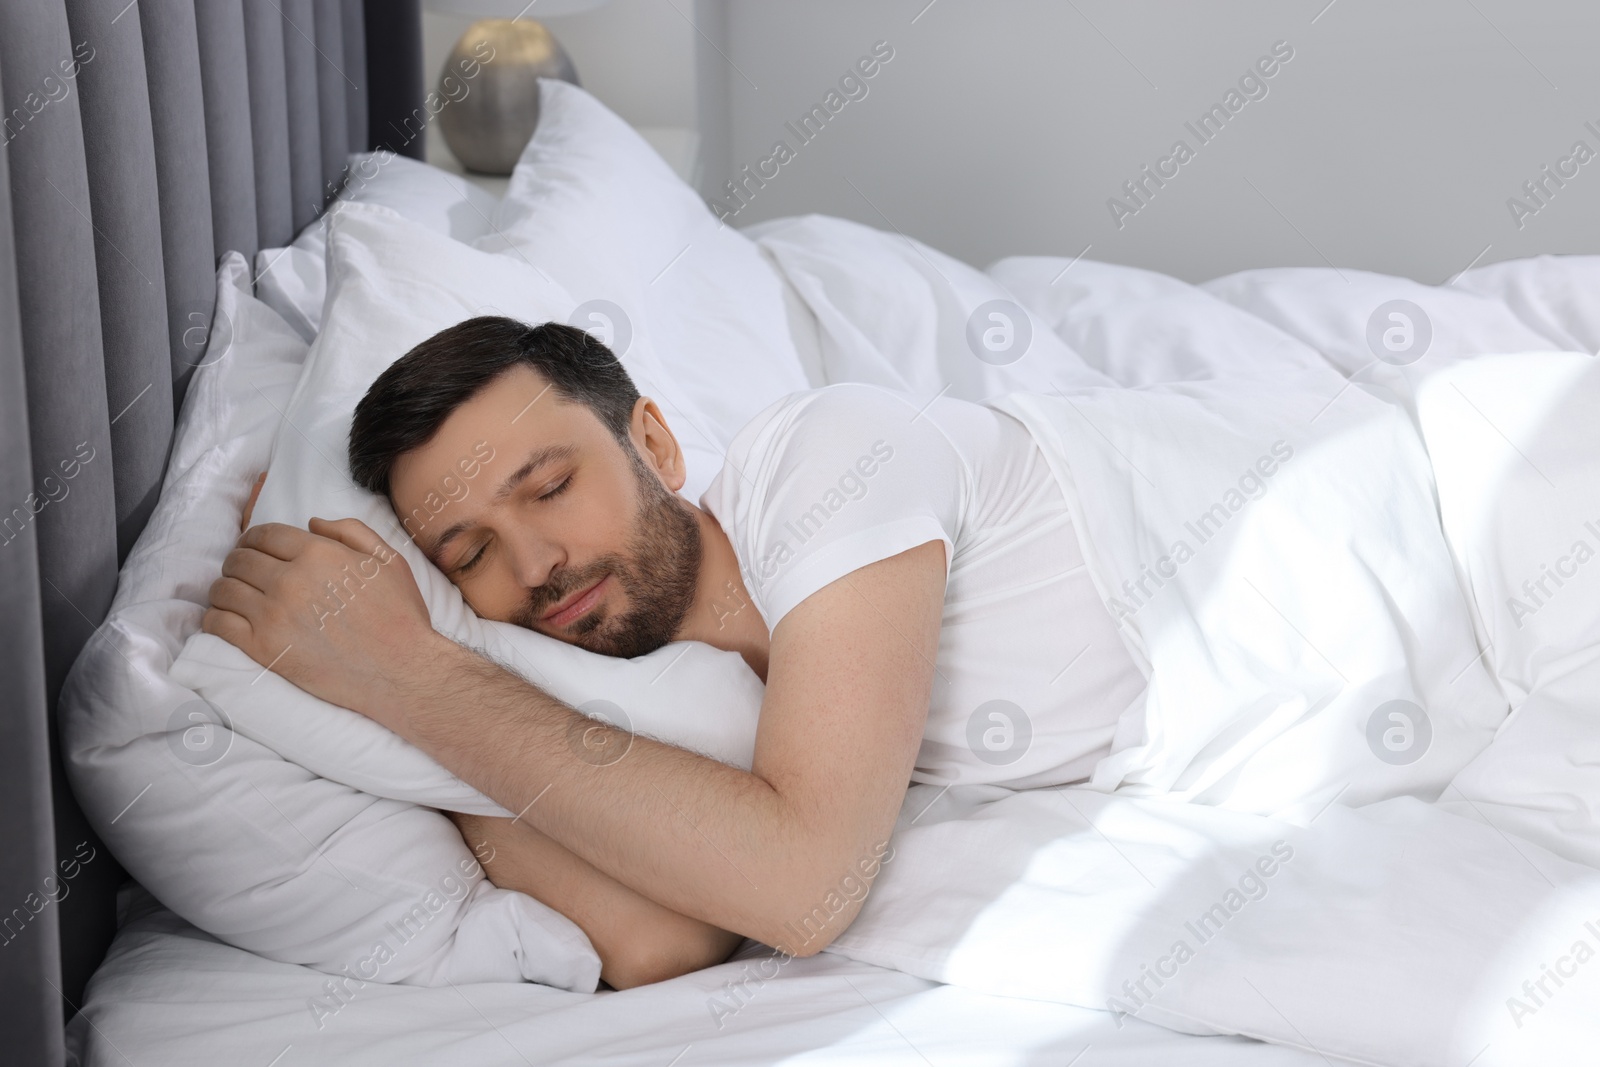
400, 539, 946, 954
204, 519, 945, 955
445, 810, 745, 989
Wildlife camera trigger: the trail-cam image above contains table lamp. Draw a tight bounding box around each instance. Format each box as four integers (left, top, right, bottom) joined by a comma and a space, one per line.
424, 0, 608, 174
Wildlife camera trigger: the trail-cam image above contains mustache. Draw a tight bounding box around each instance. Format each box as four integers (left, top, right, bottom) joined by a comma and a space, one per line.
521, 559, 618, 623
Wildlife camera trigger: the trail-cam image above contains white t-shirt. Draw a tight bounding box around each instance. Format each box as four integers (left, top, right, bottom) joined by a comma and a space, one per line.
700, 382, 1148, 788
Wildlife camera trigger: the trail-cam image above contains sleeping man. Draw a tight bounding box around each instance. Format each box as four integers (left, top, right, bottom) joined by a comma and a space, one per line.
207, 316, 1147, 990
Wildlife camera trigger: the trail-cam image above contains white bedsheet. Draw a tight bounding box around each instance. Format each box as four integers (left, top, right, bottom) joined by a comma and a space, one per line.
69, 883, 1330, 1067
832, 760, 1600, 1066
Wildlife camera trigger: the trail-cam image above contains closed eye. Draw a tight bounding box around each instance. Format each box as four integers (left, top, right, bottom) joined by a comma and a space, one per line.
453, 476, 572, 576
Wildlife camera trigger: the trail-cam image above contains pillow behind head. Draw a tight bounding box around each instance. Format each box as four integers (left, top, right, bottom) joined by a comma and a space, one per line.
475, 79, 812, 480
255, 151, 502, 342
171, 200, 762, 812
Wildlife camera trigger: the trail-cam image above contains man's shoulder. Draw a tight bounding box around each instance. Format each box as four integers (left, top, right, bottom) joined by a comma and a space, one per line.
741, 381, 922, 431
701, 385, 907, 511
719, 384, 912, 467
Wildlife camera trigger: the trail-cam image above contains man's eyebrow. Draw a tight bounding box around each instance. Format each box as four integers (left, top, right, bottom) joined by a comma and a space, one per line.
422, 443, 578, 563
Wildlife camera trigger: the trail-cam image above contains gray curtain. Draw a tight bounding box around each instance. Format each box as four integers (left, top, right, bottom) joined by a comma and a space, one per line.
0, 0, 414, 1061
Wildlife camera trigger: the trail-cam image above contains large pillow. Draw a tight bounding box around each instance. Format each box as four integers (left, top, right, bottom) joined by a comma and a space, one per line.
1200, 267, 1568, 376
474, 79, 814, 468
61, 253, 602, 991
1452, 254, 1600, 355
988, 255, 1335, 387
169, 200, 765, 818
742, 213, 1115, 400
255, 151, 501, 342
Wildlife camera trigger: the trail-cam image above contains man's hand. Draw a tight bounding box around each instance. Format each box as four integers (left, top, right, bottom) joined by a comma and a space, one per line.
202, 516, 441, 720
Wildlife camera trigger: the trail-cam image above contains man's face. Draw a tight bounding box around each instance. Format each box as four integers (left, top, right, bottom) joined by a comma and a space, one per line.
388, 365, 702, 658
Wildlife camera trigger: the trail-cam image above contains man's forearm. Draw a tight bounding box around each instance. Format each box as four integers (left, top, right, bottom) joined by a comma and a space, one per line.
394, 635, 838, 951
447, 811, 745, 988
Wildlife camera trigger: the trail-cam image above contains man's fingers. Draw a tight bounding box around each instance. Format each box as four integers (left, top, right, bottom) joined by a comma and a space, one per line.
208, 574, 268, 618
236, 521, 313, 561
200, 605, 252, 648
219, 546, 282, 594
308, 516, 400, 564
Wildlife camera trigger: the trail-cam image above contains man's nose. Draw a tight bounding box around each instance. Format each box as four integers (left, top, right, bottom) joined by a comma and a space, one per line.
505, 529, 564, 590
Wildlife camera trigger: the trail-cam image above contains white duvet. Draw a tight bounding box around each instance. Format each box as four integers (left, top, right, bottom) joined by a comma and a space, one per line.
61, 83, 1600, 1067
800, 232, 1600, 1065
828, 355, 1600, 1065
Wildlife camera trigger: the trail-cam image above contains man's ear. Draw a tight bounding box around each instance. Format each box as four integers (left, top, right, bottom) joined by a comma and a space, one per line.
630, 396, 687, 493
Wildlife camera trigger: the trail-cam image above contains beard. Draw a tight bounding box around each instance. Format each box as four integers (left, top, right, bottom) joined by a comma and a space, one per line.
511, 447, 703, 659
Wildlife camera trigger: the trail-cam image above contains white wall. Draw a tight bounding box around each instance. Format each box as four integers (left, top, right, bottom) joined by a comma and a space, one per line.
428, 0, 1600, 284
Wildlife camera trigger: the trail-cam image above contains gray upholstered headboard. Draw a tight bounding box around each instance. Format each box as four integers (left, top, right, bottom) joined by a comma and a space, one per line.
0, 2, 424, 1060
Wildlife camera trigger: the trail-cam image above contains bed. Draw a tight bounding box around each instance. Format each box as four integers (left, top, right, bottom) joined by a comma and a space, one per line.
9, 4, 1600, 1067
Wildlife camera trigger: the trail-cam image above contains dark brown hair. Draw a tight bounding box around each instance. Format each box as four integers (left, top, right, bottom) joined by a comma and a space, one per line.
348, 317, 640, 499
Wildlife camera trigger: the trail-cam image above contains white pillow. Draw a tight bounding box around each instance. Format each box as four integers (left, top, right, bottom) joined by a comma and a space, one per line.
62, 252, 602, 991
1452, 254, 1600, 355
1201, 267, 1566, 376
988, 255, 1334, 387
254, 151, 502, 342
740, 213, 1115, 399
170, 200, 764, 817
474, 79, 813, 478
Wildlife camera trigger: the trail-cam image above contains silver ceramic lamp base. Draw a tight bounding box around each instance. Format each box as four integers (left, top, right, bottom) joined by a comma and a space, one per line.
437, 19, 580, 175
